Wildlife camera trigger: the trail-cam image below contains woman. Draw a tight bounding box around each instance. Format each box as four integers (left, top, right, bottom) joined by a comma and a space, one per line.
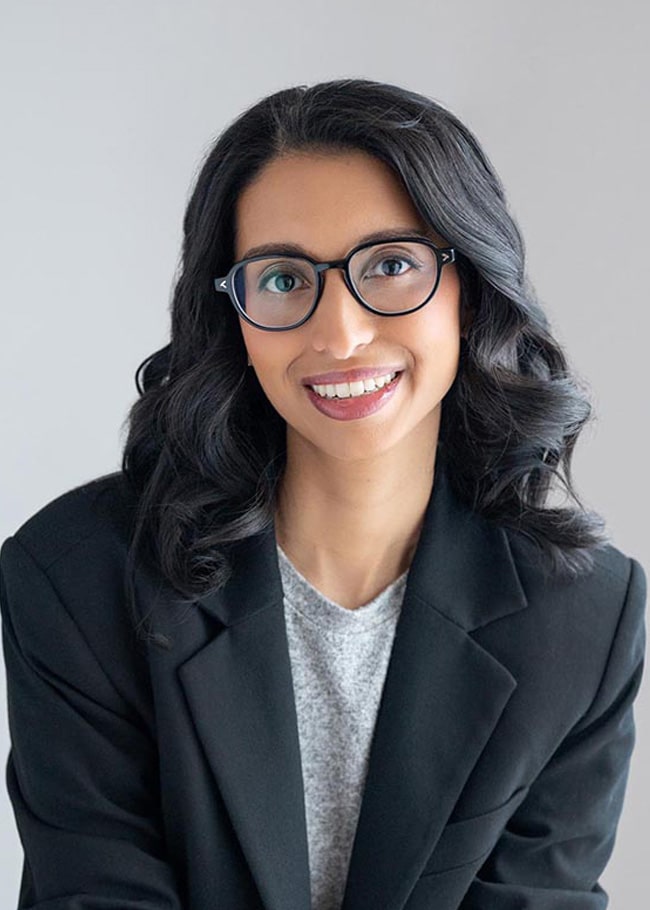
0, 78, 645, 910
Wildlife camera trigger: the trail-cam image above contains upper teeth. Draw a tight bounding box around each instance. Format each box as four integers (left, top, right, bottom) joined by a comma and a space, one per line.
310, 371, 398, 399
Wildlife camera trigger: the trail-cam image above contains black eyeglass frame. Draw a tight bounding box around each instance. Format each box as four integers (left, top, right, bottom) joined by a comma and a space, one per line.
213, 235, 456, 331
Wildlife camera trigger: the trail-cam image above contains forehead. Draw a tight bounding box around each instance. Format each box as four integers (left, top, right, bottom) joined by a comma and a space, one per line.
234, 150, 436, 260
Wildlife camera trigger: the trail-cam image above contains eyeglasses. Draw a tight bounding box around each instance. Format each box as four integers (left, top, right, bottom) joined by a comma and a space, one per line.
213, 235, 456, 331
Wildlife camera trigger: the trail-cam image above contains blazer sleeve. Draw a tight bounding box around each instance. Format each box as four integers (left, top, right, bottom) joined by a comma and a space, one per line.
461, 556, 647, 909
0, 534, 184, 910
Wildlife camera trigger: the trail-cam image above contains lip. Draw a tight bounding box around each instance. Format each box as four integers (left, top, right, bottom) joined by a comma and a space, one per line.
305, 371, 402, 421
301, 365, 404, 386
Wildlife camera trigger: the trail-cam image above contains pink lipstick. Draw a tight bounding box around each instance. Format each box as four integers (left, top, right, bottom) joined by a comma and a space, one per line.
305, 372, 402, 421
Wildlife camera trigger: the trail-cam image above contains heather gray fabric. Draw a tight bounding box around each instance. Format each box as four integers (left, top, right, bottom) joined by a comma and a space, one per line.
277, 544, 409, 910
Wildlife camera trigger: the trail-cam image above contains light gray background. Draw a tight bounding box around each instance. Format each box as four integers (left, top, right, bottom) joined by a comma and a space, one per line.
1, 0, 648, 905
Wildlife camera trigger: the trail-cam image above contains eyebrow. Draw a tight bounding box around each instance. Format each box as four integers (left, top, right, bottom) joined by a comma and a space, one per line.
239, 227, 438, 261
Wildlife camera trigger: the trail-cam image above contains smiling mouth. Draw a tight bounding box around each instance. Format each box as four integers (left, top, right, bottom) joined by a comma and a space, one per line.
309, 371, 401, 399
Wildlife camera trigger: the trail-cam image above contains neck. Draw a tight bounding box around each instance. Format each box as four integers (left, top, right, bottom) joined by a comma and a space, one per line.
274, 414, 440, 609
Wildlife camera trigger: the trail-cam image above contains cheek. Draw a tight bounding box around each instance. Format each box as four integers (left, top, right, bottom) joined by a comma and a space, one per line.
407, 294, 462, 364
240, 323, 296, 401
240, 321, 277, 371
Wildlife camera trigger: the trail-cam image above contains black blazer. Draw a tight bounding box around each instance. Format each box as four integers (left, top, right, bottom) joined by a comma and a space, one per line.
0, 466, 646, 910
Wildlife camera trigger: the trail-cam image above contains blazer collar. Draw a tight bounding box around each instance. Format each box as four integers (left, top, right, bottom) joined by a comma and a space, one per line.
177, 460, 528, 910
193, 460, 527, 632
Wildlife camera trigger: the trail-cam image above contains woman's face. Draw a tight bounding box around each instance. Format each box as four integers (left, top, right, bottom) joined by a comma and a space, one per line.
234, 149, 463, 464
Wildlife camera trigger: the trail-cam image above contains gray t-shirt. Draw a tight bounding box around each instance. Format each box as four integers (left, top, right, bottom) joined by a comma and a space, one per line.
276, 544, 408, 910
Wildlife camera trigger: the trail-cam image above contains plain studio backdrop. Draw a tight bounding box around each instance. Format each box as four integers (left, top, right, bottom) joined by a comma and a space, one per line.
0, 0, 648, 905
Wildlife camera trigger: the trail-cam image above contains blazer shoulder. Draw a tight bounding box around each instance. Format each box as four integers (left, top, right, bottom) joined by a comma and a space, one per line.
508, 524, 641, 582
587, 539, 645, 588
506, 530, 646, 636
8, 472, 137, 571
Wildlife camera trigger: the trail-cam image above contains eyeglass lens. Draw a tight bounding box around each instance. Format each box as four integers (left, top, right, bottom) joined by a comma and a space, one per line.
233, 240, 440, 328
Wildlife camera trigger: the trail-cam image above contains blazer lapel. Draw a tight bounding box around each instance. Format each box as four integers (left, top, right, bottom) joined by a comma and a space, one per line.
340, 465, 528, 910
177, 533, 312, 910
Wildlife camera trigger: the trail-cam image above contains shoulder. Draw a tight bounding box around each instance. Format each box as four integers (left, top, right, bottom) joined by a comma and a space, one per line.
0, 474, 157, 722
0, 473, 141, 650
506, 530, 643, 597
504, 529, 646, 684
507, 530, 645, 613
5, 471, 137, 572
1, 473, 190, 657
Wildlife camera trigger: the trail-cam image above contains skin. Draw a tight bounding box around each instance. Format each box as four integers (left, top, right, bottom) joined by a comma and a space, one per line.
234, 150, 464, 609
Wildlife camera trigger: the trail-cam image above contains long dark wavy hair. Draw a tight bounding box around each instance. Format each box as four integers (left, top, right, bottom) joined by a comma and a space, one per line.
121, 77, 608, 634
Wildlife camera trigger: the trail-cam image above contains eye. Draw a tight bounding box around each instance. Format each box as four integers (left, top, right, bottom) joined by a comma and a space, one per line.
362, 249, 424, 281
370, 255, 415, 277
257, 261, 313, 295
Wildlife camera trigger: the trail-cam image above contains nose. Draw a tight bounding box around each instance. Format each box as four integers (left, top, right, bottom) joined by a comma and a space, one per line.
307, 267, 376, 359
